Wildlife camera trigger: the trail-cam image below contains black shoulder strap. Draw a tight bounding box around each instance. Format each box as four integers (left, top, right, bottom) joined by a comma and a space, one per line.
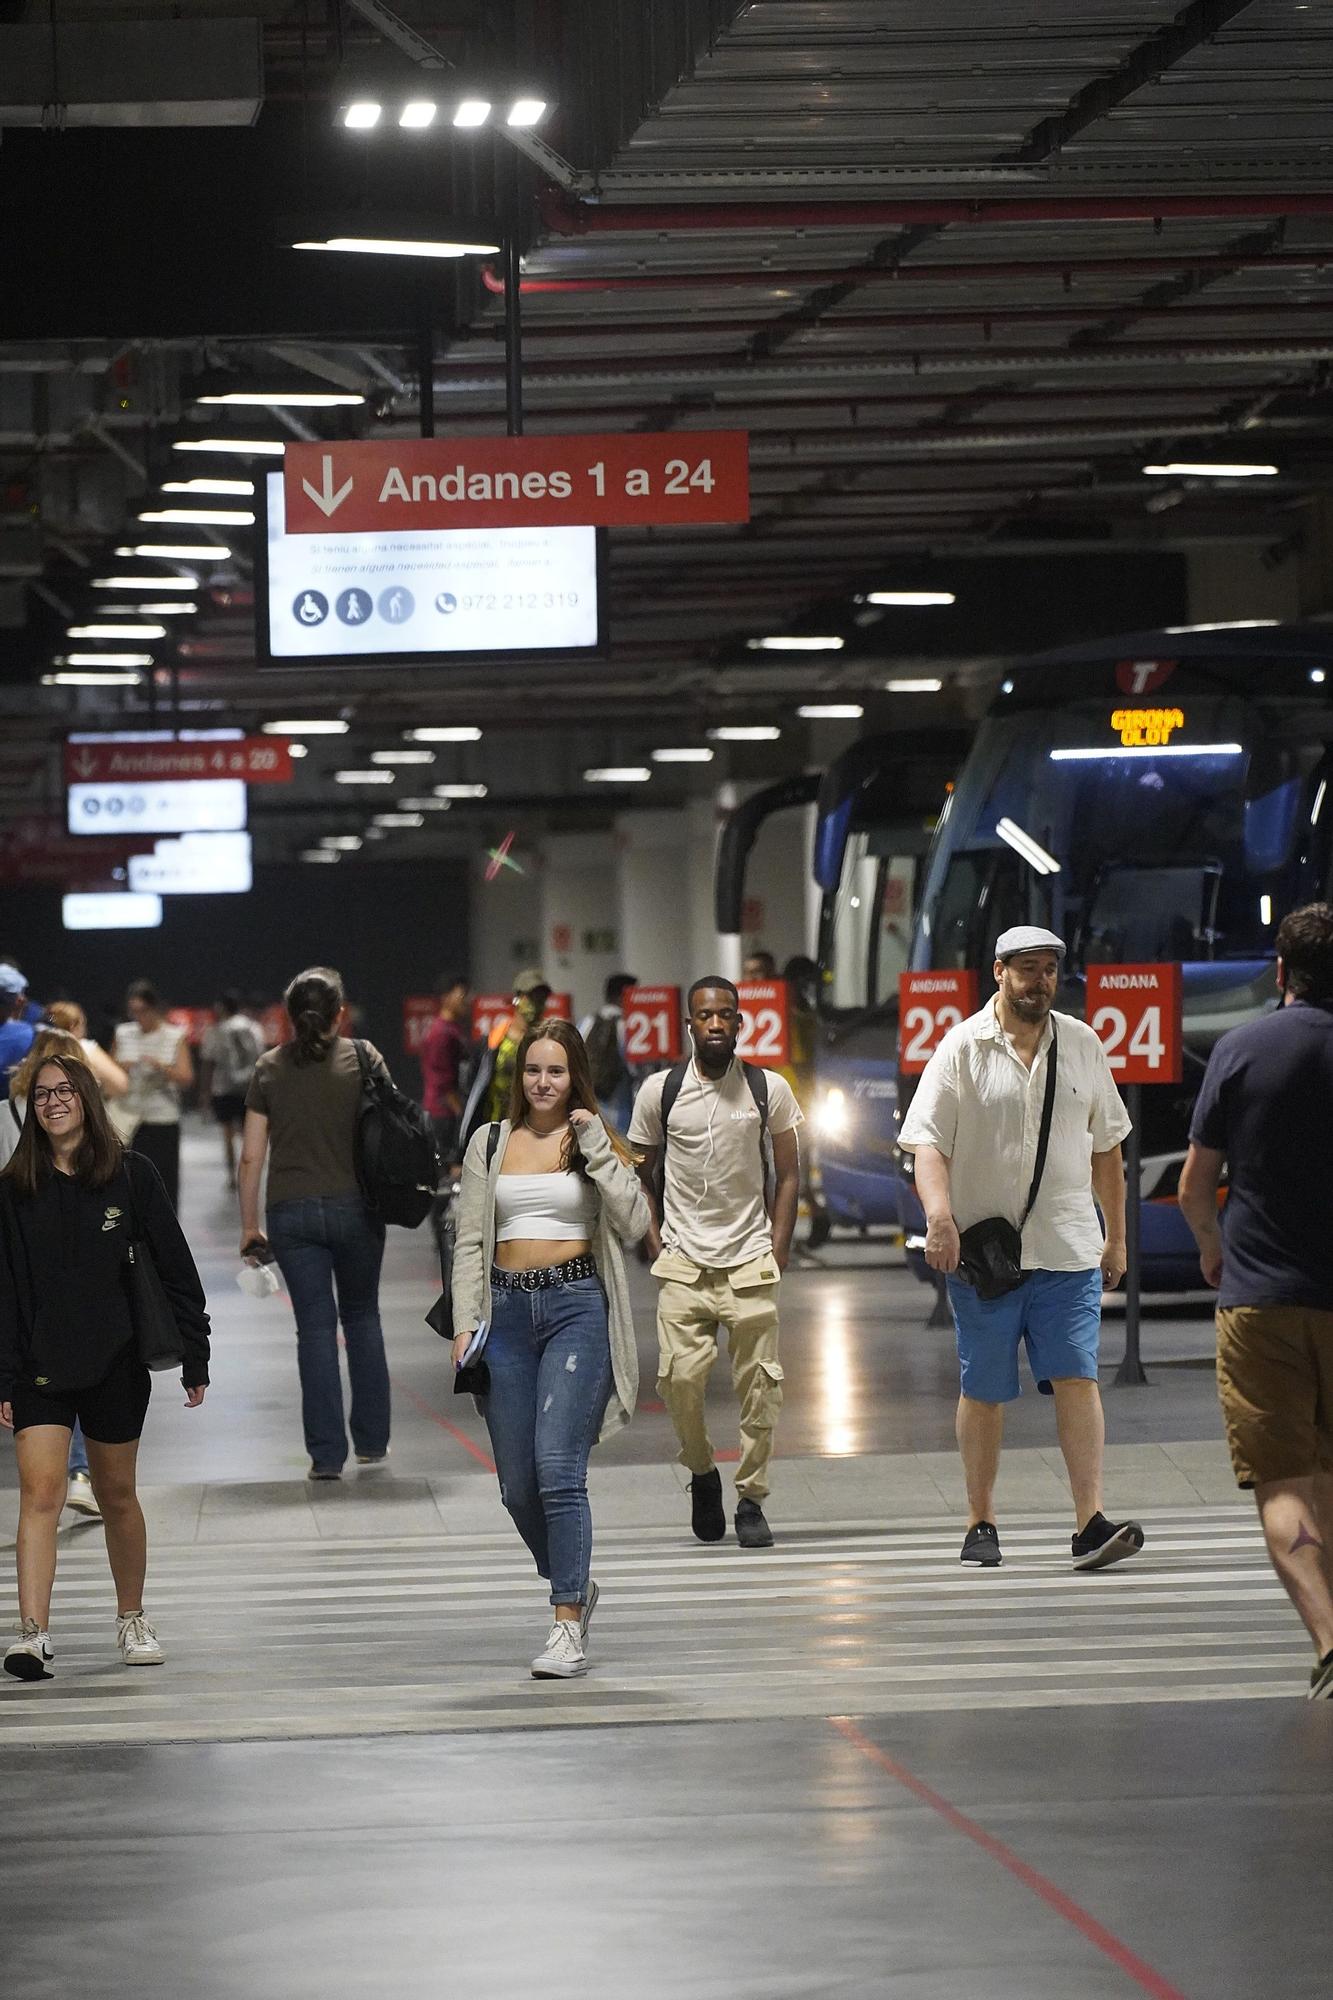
1021, 1021, 1058, 1225
741, 1062, 769, 1141
485, 1121, 501, 1171
659, 1059, 690, 1139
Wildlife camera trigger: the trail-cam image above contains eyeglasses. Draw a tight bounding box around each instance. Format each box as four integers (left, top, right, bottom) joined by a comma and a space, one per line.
32, 1083, 77, 1108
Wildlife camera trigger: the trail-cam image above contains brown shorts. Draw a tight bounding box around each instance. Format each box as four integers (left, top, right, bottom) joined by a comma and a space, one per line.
1215, 1306, 1333, 1489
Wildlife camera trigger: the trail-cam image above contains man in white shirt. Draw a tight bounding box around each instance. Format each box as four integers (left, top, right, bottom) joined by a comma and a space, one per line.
630, 978, 802, 1549
898, 927, 1145, 1572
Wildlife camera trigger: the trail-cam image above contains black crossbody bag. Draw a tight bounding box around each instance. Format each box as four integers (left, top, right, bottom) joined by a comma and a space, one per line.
956, 1022, 1058, 1302
122, 1167, 186, 1372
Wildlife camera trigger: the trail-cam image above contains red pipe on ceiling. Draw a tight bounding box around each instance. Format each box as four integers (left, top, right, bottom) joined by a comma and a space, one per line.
481, 249, 1331, 295
538, 187, 1333, 236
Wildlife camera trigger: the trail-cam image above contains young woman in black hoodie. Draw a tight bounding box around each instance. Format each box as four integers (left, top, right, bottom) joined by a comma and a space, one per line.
0, 1054, 210, 1681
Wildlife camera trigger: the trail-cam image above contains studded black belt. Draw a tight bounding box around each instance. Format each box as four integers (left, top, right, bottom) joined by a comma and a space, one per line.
490, 1254, 598, 1292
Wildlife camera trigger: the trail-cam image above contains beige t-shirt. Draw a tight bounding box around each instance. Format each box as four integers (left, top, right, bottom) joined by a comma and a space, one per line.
629, 1059, 802, 1270
245, 1037, 389, 1207
112, 1020, 186, 1127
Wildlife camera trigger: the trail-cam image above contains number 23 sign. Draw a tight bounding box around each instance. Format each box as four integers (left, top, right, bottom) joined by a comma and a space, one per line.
1085, 964, 1182, 1084
898, 971, 979, 1074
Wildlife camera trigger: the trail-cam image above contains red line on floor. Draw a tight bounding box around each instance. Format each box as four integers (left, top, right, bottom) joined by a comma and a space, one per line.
392, 1378, 497, 1473
828, 1717, 1190, 2000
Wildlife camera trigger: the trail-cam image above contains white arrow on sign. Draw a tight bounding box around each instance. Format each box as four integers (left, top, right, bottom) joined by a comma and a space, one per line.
301, 453, 354, 518
71, 747, 97, 778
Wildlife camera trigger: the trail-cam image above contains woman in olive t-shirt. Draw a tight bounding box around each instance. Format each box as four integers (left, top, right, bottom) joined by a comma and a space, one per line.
237, 966, 392, 1480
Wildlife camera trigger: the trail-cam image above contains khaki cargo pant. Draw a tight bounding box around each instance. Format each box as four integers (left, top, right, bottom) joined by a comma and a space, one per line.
652, 1249, 784, 1500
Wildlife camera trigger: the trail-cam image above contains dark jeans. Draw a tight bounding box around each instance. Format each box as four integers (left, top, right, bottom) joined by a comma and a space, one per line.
131, 1121, 180, 1209
267, 1194, 388, 1473
482, 1275, 613, 1606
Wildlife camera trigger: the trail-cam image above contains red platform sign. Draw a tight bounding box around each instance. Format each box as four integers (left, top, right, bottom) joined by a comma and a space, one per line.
166, 1006, 213, 1048
735, 980, 791, 1069
284, 432, 749, 535
623, 986, 683, 1066
1085, 963, 1182, 1085
63, 738, 292, 785
471, 992, 573, 1047
898, 970, 979, 1075
402, 996, 437, 1056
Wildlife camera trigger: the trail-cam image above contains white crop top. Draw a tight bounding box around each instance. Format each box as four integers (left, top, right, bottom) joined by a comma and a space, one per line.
494, 1172, 599, 1242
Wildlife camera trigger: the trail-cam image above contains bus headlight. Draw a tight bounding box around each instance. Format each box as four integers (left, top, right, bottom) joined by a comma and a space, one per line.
815, 1086, 850, 1139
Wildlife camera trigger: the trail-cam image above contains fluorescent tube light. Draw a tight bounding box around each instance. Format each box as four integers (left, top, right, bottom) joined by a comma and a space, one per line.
61, 652, 153, 667
398, 797, 451, 811
92, 575, 198, 590
341, 102, 381, 130
371, 749, 435, 765
453, 99, 492, 127
335, 770, 395, 785
798, 703, 864, 720
113, 602, 198, 615
585, 767, 651, 784
995, 817, 1061, 876
886, 678, 943, 693
407, 726, 482, 742
1162, 620, 1279, 635
320, 836, 362, 851
293, 235, 499, 259
866, 590, 956, 607
373, 812, 425, 828
263, 719, 348, 735
302, 850, 340, 863
433, 783, 488, 799
196, 392, 365, 409
747, 635, 844, 652
67, 624, 165, 640
399, 101, 437, 129
708, 726, 781, 742
1049, 744, 1243, 762
43, 670, 143, 687
651, 747, 714, 764
172, 439, 286, 456
1142, 462, 1278, 478
507, 99, 547, 127
138, 509, 255, 526
128, 545, 232, 561
161, 478, 255, 496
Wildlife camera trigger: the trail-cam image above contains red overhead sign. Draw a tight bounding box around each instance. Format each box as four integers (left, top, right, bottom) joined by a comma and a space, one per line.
471, 992, 574, 1047
1086, 963, 1182, 1085
403, 996, 438, 1056
735, 980, 791, 1070
623, 986, 683, 1065
63, 738, 292, 785
898, 970, 979, 1075
284, 433, 749, 534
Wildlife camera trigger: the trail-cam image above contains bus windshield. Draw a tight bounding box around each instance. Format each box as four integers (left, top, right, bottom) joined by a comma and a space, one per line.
917, 693, 1328, 972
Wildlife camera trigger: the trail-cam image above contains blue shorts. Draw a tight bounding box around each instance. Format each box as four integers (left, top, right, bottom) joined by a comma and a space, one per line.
946, 1268, 1103, 1404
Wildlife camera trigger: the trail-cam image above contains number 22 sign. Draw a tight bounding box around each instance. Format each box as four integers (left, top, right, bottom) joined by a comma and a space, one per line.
898, 971, 979, 1075
735, 981, 791, 1068
1085, 964, 1182, 1084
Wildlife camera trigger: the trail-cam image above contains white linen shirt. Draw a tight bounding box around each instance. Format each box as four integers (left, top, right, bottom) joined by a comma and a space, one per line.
898, 999, 1132, 1273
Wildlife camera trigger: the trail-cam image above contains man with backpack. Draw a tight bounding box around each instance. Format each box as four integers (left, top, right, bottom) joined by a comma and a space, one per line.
630, 977, 802, 1549
580, 971, 637, 1129
201, 990, 265, 1190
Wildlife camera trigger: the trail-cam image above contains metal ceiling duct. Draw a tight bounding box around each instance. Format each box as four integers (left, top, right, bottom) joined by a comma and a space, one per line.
0, 18, 263, 128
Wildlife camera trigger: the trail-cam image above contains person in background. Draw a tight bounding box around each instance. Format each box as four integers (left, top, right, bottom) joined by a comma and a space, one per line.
451, 1019, 649, 1678
461, 969, 554, 1144
5, 1025, 129, 1523
742, 949, 777, 981
1178, 902, 1333, 1699
112, 982, 193, 1209
580, 971, 637, 1129
781, 954, 832, 1250
420, 973, 472, 1168
238, 966, 392, 1481
0, 955, 42, 1027
0, 964, 36, 1100
0, 1054, 210, 1682
631, 978, 803, 1550
200, 991, 265, 1191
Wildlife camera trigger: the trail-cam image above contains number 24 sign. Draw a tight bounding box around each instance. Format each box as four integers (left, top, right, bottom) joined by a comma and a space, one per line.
898, 971, 979, 1075
1085, 964, 1182, 1084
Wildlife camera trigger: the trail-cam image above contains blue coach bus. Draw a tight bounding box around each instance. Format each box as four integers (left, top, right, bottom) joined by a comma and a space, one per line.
894, 623, 1333, 1287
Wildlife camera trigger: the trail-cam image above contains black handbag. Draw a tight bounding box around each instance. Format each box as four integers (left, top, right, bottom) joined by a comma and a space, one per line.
957, 1022, 1058, 1302
123, 1172, 186, 1372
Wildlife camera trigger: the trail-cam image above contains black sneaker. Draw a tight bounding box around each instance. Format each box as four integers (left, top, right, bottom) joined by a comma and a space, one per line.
1072, 1512, 1145, 1571
689, 1468, 726, 1543
960, 1521, 1003, 1567
735, 1497, 774, 1549
1308, 1650, 1333, 1701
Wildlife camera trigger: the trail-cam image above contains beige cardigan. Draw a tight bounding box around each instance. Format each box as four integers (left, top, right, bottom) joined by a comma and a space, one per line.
451, 1117, 650, 1439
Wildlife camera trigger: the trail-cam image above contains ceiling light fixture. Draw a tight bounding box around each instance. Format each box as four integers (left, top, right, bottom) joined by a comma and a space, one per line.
506, 98, 547, 127
408, 726, 482, 743
371, 749, 435, 765
127, 545, 232, 561
708, 726, 781, 742
42, 670, 142, 687
746, 635, 844, 652
161, 478, 255, 497
262, 718, 349, 735
453, 98, 491, 127
798, 703, 864, 720
293, 233, 499, 260
171, 439, 285, 457
885, 678, 943, 693
1142, 462, 1279, 478
651, 747, 714, 764
995, 817, 1061, 876
865, 591, 956, 607
301, 850, 340, 863
398, 797, 451, 811
67, 624, 165, 641
433, 783, 488, 799
373, 812, 425, 828
399, 101, 437, 129
341, 101, 382, 130
320, 835, 362, 851
1049, 744, 1243, 763
92, 575, 198, 591
137, 509, 255, 527
196, 392, 365, 409
334, 769, 395, 784
287, 744, 308, 758
59, 652, 154, 668
584, 767, 651, 784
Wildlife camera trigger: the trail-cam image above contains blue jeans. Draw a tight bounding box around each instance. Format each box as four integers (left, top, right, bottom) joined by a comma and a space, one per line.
68, 1421, 88, 1477
482, 1275, 613, 1606
267, 1194, 389, 1473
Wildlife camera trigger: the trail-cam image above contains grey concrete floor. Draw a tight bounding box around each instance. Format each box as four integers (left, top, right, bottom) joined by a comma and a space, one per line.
3, 1126, 1325, 2000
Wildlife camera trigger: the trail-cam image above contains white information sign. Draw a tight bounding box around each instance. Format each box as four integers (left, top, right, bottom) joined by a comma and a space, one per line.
127, 832, 253, 896
261, 472, 600, 660
63, 893, 163, 931
67, 779, 247, 837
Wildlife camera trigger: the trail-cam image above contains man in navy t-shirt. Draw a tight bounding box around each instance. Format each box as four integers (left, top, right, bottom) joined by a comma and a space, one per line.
1179, 902, 1333, 1700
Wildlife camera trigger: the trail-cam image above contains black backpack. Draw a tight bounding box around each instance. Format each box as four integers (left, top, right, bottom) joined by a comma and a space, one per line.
585, 1012, 627, 1100
352, 1040, 440, 1229
656, 1059, 773, 1217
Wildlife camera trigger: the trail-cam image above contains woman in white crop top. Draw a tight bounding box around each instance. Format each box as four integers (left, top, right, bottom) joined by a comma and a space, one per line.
451, 1017, 649, 1681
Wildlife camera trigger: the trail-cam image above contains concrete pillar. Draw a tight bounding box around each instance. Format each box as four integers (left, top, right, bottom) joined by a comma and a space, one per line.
615, 801, 730, 990
540, 829, 621, 1021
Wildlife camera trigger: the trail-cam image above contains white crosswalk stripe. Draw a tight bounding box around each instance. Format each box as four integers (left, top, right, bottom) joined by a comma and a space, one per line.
0, 1505, 1313, 1744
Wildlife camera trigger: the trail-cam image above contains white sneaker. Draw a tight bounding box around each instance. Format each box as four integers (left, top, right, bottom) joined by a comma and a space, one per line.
117, 1612, 164, 1667
65, 1471, 101, 1519
531, 1619, 587, 1679
4, 1626, 55, 1681
580, 1578, 600, 1644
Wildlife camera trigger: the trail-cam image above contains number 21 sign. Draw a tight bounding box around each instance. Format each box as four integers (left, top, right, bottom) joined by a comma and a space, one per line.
1085, 964, 1182, 1084
898, 971, 978, 1075
622, 986, 683, 1065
